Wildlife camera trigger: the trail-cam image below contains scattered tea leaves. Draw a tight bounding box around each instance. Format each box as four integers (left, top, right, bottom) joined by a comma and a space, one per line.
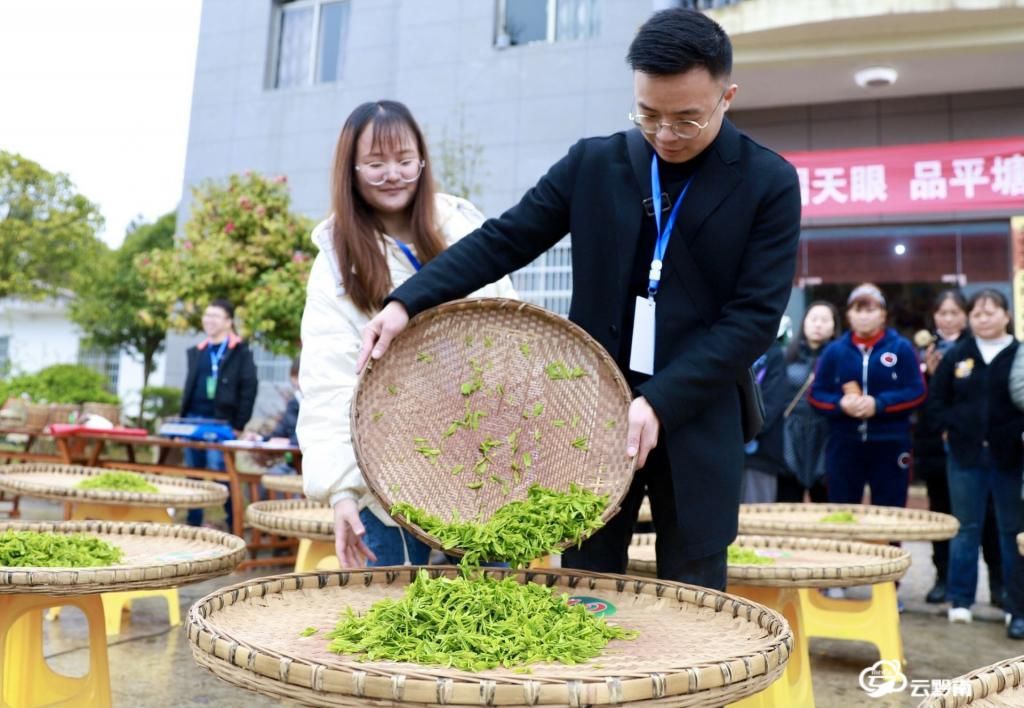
571, 436, 589, 452
519, 342, 531, 357
727, 546, 775, 566
416, 352, 434, 363
605, 420, 617, 430
371, 412, 384, 423
300, 627, 319, 637
450, 464, 465, 476
545, 361, 587, 381
821, 511, 857, 524
386, 385, 398, 396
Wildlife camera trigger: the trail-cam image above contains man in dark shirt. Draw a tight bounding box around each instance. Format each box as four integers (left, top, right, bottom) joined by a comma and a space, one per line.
351, 9, 801, 589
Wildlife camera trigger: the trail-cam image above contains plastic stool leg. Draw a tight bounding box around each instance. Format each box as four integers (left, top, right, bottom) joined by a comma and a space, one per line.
1, 593, 112, 708
798, 582, 905, 672
100, 588, 181, 636
294, 539, 337, 572
728, 585, 814, 708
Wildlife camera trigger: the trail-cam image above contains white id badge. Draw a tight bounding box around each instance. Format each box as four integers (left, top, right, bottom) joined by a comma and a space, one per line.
629, 296, 656, 375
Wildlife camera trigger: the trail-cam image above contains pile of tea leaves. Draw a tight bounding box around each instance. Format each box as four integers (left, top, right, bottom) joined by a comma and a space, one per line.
820, 511, 857, 524
727, 545, 775, 566
391, 483, 607, 572
326, 568, 634, 671
325, 483, 633, 669
76, 471, 159, 494
0, 530, 123, 567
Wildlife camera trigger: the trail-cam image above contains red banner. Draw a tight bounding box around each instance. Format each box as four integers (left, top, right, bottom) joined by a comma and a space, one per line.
783, 137, 1024, 218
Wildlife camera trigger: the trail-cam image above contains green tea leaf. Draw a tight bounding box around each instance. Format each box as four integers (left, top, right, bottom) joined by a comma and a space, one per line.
76, 471, 158, 494
0, 530, 123, 567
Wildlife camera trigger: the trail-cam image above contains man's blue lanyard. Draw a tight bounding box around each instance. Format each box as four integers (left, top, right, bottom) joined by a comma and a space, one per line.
394, 239, 422, 271
209, 339, 228, 377
649, 154, 694, 298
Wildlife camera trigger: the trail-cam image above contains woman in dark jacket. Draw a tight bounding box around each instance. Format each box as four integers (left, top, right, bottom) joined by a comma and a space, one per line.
776, 301, 841, 503
809, 284, 926, 508
914, 290, 1003, 606
927, 289, 1024, 625
741, 341, 786, 503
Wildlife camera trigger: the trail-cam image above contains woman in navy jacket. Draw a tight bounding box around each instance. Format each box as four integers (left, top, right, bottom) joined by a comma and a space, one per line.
808, 284, 926, 507
927, 289, 1024, 625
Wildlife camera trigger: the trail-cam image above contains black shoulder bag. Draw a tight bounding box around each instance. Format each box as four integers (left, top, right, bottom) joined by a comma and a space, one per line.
624, 129, 765, 443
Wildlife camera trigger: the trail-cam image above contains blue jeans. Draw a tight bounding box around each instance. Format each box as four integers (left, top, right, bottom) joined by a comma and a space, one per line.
360, 509, 432, 566
183, 447, 229, 528
946, 450, 1024, 609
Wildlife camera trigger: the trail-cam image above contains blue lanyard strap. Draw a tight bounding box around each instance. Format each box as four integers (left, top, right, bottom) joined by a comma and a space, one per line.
649, 154, 694, 297
209, 339, 228, 373
394, 239, 422, 271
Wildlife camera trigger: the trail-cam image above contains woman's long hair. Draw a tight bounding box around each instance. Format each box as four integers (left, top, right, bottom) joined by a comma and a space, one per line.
330, 100, 446, 315
785, 300, 842, 363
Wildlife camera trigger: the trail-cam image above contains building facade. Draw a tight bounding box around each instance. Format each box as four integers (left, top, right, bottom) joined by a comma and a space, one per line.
172, 0, 1024, 406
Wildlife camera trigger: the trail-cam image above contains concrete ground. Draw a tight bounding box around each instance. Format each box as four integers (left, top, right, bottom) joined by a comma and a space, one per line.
11, 496, 1024, 707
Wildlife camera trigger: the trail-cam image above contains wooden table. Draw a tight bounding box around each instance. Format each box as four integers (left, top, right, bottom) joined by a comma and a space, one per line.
9, 428, 303, 570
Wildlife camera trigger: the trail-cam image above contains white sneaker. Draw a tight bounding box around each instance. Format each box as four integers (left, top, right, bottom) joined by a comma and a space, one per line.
948, 607, 973, 624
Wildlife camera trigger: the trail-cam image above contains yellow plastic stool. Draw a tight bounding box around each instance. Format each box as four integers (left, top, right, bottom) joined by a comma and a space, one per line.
797, 581, 905, 675
1, 593, 112, 708
294, 538, 337, 572
47, 502, 181, 635
728, 585, 814, 708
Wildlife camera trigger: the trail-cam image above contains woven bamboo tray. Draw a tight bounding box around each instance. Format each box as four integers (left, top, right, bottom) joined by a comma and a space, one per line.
628, 534, 911, 589
352, 299, 635, 554
246, 499, 332, 542
919, 654, 1024, 707
738, 503, 959, 542
0, 520, 246, 596
188, 566, 791, 707
0, 463, 228, 508
261, 473, 304, 496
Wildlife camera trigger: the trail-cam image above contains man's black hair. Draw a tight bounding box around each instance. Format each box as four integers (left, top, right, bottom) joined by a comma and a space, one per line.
209, 298, 235, 320
626, 8, 732, 79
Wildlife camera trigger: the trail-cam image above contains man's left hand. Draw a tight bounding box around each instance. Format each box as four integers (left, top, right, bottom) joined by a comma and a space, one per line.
626, 396, 660, 469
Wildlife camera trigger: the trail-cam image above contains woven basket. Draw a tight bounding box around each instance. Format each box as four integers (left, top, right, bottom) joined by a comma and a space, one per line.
24, 403, 50, 431
352, 299, 635, 554
738, 503, 960, 542
81, 402, 121, 425
919, 654, 1024, 707
628, 534, 911, 589
246, 499, 332, 542
0, 520, 246, 595
638, 496, 652, 524
0, 463, 228, 508
188, 566, 792, 707
46, 403, 80, 426
261, 474, 304, 496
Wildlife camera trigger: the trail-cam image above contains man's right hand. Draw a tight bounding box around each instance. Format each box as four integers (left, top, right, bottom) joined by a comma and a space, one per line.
333, 498, 377, 568
356, 301, 410, 373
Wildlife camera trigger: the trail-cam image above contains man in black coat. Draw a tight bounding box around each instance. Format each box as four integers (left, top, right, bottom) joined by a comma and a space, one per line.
354, 9, 801, 589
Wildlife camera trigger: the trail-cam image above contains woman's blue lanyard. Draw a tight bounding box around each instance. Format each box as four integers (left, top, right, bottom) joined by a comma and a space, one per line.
648, 154, 694, 299
394, 240, 422, 272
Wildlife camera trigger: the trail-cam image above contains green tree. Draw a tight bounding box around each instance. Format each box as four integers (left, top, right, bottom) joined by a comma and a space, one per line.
69, 212, 176, 419
139, 172, 314, 357
433, 108, 487, 202
0, 151, 105, 300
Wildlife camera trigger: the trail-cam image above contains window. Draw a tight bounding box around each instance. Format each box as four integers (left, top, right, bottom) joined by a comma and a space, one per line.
78, 346, 120, 393
252, 344, 293, 385
0, 336, 9, 376
271, 0, 350, 88
511, 237, 573, 316
496, 0, 599, 47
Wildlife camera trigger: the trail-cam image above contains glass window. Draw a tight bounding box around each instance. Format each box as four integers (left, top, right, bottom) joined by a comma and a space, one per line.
78, 346, 120, 393
511, 237, 573, 315
497, 0, 599, 47
272, 0, 350, 88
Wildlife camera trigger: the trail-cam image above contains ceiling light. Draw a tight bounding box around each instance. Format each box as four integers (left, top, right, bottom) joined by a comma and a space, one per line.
894, 243, 907, 256
854, 66, 898, 89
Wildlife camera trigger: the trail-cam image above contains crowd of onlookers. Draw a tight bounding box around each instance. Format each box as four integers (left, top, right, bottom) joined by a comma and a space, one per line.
742, 283, 1024, 639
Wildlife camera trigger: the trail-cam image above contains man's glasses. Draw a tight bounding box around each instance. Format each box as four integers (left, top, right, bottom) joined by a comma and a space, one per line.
355, 159, 425, 186
628, 90, 727, 139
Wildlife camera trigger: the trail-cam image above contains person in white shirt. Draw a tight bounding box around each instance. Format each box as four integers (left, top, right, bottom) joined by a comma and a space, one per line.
296, 100, 517, 567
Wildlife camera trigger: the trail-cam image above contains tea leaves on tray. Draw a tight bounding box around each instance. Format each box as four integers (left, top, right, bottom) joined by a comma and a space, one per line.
391, 483, 607, 572
727, 545, 775, 566
820, 511, 857, 523
0, 530, 123, 567
326, 569, 635, 671
76, 471, 159, 494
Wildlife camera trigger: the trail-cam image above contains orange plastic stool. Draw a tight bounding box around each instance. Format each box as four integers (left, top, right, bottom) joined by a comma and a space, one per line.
728, 585, 814, 708
1, 593, 112, 708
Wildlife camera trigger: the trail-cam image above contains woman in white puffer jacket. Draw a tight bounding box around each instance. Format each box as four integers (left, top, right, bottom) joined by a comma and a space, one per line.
297, 100, 516, 568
